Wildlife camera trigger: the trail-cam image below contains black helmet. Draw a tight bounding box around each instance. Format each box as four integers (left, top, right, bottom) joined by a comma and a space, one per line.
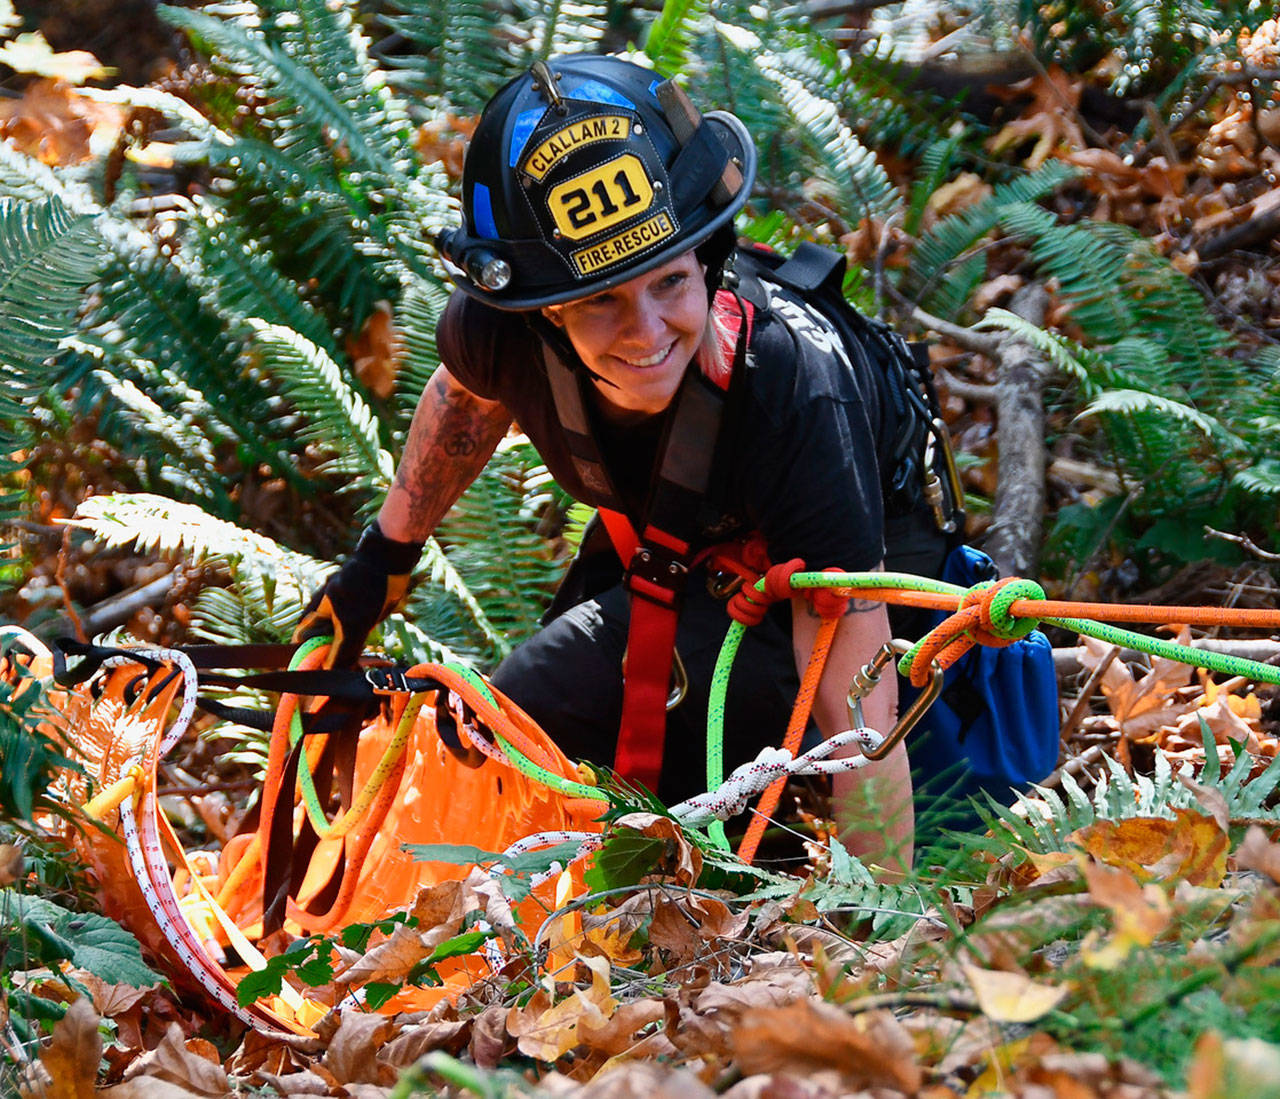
435, 54, 756, 311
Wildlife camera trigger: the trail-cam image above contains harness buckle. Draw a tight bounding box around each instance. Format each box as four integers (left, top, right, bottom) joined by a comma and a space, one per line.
625, 544, 689, 603
364, 665, 411, 695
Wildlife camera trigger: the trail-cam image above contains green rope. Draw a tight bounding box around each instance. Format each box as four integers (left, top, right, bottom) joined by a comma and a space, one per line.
702, 569, 1280, 834
786, 570, 1280, 685
307, 568, 1280, 837
1045, 616, 1280, 685
288, 636, 338, 835
441, 661, 602, 801
705, 614, 749, 851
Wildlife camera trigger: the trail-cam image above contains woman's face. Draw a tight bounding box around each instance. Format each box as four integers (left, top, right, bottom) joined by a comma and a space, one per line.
543, 252, 708, 418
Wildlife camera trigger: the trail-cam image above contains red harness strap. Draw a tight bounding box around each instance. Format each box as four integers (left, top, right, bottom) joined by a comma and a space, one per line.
599, 292, 756, 792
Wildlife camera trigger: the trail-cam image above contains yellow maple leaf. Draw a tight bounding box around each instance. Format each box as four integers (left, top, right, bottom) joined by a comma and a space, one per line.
508, 955, 618, 1062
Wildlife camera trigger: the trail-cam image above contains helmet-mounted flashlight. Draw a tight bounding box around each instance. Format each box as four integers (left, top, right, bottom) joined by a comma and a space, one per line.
433, 228, 512, 293
466, 249, 512, 291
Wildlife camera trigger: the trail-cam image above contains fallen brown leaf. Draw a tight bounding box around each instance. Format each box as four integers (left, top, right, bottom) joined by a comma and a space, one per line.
614, 812, 703, 886
118, 1024, 229, 1097
729, 1000, 922, 1092
507, 956, 619, 1062
986, 66, 1086, 167
1078, 858, 1172, 970
0, 78, 123, 164
578, 998, 665, 1058
377, 1016, 471, 1068
335, 922, 433, 986
346, 302, 400, 400
322, 1011, 398, 1086
0, 842, 23, 885
33, 996, 101, 1099
1235, 826, 1280, 886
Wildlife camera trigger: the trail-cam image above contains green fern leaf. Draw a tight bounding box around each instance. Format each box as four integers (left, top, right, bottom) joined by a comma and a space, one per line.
1232, 458, 1280, 498
645, 0, 710, 75
246, 320, 394, 493
1075, 388, 1221, 437
380, 0, 515, 114
159, 4, 400, 178
749, 46, 899, 225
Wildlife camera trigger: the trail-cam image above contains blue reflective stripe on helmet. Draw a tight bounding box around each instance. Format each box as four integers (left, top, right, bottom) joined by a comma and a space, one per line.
472, 183, 498, 238
570, 79, 635, 109
648, 78, 662, 99
508, 107, 544, 167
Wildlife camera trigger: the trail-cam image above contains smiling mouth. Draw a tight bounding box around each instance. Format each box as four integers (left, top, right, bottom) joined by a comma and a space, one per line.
618, 341, 676, 369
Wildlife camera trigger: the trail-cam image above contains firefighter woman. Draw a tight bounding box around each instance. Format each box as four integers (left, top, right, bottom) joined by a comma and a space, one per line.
298, 55, 923, 868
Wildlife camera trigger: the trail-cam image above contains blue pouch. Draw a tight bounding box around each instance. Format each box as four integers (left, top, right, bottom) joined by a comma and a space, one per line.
901, 544, 1060, 819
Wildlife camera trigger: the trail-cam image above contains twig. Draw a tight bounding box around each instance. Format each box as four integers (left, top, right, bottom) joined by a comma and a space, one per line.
1058, 644, 1120, 747
909, 305, 1002, 357
843, 988, 979, 1015
1204, 526, 1280, 562
1197, 191, 1280, 261
1039, 744, 1109, 791
1141, 100, 1180, 165
55, 526, 86, 643
937, 366, 997, 405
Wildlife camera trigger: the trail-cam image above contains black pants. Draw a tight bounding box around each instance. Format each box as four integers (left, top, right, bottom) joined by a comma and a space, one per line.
491, 509, 951, 809
492, 573, 804, 806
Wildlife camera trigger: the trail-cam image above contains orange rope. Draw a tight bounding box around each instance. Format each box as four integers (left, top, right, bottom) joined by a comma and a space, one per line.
850, 586, 1280, 629
737, 613, 838, 865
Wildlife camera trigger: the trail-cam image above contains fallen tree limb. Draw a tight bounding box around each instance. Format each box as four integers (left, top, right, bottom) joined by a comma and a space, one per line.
983, 284, 1050, 579
1197, 186, 1280, 261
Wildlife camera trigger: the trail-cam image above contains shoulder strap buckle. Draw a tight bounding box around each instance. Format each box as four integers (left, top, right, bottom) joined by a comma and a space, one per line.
625, 543, 689, 604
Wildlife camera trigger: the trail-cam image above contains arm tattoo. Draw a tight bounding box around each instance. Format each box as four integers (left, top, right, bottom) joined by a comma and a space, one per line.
804, 595, 881, 617
389, 368, 511, 538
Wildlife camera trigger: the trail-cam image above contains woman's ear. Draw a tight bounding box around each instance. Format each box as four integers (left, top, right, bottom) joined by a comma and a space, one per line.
541, 306, 565, 328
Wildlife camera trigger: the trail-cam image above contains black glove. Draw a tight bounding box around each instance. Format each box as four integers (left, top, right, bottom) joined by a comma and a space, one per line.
294, 522, 424, 667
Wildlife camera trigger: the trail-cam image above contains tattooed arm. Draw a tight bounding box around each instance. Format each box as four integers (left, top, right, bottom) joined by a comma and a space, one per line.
791, 568, 913, 873
377, 365, 513, 543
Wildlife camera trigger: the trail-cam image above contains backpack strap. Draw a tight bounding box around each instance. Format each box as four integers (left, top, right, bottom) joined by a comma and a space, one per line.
767, 239, 847, 295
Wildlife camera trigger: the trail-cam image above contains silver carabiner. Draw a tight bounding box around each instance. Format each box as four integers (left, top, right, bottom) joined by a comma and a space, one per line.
846, 638, 944, 760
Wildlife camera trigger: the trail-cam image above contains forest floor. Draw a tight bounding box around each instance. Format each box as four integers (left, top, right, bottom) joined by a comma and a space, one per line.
5, 6, 1280, 1099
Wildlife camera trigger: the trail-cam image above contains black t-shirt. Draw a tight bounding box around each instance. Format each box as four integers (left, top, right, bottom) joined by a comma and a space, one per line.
436, 281, 887, 573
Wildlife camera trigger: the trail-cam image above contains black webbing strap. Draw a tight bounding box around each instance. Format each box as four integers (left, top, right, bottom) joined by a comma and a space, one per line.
541, 314, 749, 790
52, 638, 450, 701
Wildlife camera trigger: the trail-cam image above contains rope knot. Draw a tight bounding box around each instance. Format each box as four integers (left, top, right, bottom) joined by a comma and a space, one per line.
968, 576, 1044, 643
728, 558, 804, 626
905, 575, 1045, 686
805, 567, 852, 620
